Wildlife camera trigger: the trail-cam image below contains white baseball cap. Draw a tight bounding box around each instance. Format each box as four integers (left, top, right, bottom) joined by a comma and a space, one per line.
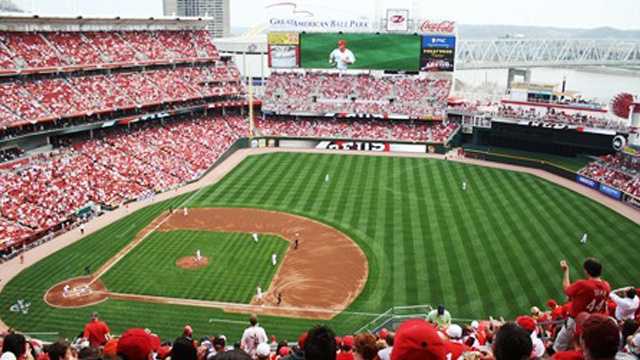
446, 324, 463, 339
256, 342, 271, 357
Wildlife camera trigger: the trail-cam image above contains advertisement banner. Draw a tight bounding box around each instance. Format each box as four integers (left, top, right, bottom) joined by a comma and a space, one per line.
386, 9, 409, 32
318, 140, 390, 152
420, 35, 455, 72
576, 175, 599, 190
268, 32, 300, 45
599, 183, 622, 200
417, 20, 456, 35
269, 45, 298, 68
266, 1, 371, 32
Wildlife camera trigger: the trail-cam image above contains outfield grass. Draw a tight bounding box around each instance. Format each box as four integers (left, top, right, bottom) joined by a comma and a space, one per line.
101, 231, 289, 303
2, 153, 639, 341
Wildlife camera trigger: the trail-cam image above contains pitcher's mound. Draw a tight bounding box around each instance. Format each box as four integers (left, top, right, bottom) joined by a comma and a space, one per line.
176, 256, 209, 270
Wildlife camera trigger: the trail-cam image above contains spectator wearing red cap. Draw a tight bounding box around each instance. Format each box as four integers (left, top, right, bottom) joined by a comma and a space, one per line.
117, 328, 160, 360
328, 40, 355, 71
555, 259, 611, 352
493, 323, 533, 360
391, 319, 446, 360
337, 336, 354, 360
515, 316, 545, 358
241, 315, 268, 359
82, 312, 111, 348
609, 287, 639, 321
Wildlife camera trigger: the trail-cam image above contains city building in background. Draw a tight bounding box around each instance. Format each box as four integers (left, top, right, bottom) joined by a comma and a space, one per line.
163, 0, 229, 37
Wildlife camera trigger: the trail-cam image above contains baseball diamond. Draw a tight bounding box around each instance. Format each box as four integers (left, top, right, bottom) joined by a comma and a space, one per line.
1, 151, 640, 341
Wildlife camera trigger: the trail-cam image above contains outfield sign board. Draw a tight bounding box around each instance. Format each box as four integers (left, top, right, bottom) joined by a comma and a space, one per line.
420, 35, 455, 72
599, 183, 622, 200
576, 175, 599, 190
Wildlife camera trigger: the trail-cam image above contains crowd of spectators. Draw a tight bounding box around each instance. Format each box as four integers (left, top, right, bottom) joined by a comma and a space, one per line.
498, 106, 628, 131
255, 117, 459, 144
263, 72, 451, 120
0, 64, 246, 129
0, 115, 248, 247
0, 30, 219, 71
3, 257, 639, 360
579, 153, 640, 197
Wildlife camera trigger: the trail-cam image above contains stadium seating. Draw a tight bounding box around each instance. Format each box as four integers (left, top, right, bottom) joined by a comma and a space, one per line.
0, 30, 219, 71
0, 64, 246, 129
579, 153, 640, 197
263, 72, 451, 119
255, 116, 459, 143
0, 115, 248, 243
498, 106, 627, 131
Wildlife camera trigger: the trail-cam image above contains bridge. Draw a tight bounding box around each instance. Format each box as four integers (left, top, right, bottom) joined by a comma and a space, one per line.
456, 39, 640, 70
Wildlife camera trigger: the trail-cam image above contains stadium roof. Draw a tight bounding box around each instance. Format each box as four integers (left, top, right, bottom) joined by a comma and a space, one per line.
0, 14, 213, 31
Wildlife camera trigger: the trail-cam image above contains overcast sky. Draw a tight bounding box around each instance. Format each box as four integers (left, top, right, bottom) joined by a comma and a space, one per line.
11, 0, 640, 30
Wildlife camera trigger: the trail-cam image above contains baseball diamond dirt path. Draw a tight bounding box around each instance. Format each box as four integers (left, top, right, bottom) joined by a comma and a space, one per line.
2, 147, 640, 331
43, 208, 369, 320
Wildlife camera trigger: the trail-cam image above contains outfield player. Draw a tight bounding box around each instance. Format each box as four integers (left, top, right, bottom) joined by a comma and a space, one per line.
553, 258, 610, 352
329, 39, 355, 71
580, 233, 588, 244
325, 174, 330, 183
462, 181, 467, 191
252, 233, 259, 242
271, 253, 277, 266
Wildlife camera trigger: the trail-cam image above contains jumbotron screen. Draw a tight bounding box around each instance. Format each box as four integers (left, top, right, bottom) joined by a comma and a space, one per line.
299, 33, 422, 71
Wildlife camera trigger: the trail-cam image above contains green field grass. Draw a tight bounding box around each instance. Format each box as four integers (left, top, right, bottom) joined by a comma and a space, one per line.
300, 33, 421, 71
2, 153, 639, 342
101, 231, 288, 303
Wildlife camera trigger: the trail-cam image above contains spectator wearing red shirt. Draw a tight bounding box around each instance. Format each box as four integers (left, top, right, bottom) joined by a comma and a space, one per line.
83, 312, 111, 348
554, 259, 611, 352
336, 336, 354, 360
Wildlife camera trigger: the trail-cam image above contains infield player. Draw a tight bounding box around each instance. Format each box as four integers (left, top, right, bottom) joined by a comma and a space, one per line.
183, 207, 188, 216
252, 233, 259, 242
256, 285, 263, 301
63, 284, 71, 297
196, 249, 202, 262
580, 233, 588, 244
329, 39, 356, 71
271, 253, 277, 267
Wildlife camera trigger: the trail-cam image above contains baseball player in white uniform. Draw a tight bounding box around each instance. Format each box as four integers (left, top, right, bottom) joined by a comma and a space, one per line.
63, 284, 71, 297
252, 233, 259, 242
580, 233, 588, 244
183, 207, 188, 216
196, 249, 202, 261
329, 39, 356, 71
271, 253, 277, 267
256, 285, 263, 301
462, 181, 467, 191
325, 174, 330, 183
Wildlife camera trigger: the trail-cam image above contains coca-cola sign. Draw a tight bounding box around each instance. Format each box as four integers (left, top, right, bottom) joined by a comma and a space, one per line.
419, 20, 456, 34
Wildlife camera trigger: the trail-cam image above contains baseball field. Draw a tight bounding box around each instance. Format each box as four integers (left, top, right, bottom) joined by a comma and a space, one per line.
2, 152, 640, 341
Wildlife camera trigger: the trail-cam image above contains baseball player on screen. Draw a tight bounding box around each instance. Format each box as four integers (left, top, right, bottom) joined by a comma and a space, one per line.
329, 39, 355, 70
